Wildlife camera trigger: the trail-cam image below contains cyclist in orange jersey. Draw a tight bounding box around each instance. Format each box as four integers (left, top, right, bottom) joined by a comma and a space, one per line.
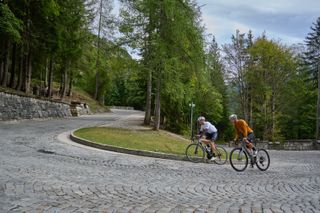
229, 114, 256, 155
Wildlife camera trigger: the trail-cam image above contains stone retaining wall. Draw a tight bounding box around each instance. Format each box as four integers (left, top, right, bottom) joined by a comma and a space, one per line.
0, 92, 71, 120
255, 140, 318, 150
109, 106, 134, 110
70, 101, 91, 116
229, 140, 319, 150
283, 140, 315, 150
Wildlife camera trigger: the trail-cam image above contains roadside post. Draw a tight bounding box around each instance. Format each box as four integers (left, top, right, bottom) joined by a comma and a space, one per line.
189, 102, 195, 139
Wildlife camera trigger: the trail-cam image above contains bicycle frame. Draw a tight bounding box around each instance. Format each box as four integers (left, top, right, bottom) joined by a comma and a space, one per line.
193, 138, 205, 149
190, 138, 209, 156
238, 140, 254, 163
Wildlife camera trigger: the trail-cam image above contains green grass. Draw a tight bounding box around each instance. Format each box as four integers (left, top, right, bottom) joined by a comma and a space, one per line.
74, 127, 190, 155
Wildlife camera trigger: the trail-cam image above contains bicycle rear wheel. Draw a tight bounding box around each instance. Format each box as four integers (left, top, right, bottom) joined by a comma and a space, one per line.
255, 149, 270, 171
213, 146, 228, 165
185, 143, 205, 163
229, 147, 248, 172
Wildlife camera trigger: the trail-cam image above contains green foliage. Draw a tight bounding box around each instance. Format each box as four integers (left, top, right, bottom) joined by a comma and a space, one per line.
225, 33, 316, 140
245, 38, 297, 140
120, 0, 227, 134
2, 0, 316, 141
0, 3, 22, 42
105, 49, 145, 109
304, 17, 320, 83
278, 64, 316, 139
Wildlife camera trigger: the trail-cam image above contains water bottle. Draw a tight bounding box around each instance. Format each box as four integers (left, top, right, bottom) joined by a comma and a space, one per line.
206, 145, 213, 159
206, 145, 211, 154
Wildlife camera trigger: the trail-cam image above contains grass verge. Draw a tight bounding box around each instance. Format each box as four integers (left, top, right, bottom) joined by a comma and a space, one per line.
74, 127, 190, 155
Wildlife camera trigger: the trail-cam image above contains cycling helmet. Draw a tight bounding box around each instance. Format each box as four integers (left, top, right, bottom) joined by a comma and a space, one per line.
197, 116, 205, 122
229, 114, 237, 120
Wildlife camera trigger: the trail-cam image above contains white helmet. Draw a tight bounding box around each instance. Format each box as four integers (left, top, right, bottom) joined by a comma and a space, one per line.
197, 116, 205, 122
229, 114, 237, 120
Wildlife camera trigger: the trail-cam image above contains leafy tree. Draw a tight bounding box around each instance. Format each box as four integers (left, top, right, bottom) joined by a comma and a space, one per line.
223, 30, 251, 122
247, 37, 297, 140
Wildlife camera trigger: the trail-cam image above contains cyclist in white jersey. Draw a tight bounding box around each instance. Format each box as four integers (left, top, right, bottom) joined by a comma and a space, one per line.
197, 116, 218, 161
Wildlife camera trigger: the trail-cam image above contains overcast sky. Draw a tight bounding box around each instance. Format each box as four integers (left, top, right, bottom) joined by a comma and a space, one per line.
198, 0, 320, 45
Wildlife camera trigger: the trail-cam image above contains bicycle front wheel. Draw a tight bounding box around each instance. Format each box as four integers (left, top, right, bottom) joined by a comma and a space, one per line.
185, 143, 205, 163
213, 146, 228, 165
229, 147, 248, 172
255, 149, 270, 171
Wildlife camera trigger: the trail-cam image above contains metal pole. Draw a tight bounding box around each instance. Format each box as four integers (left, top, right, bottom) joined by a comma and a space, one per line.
189, 102, 195, 139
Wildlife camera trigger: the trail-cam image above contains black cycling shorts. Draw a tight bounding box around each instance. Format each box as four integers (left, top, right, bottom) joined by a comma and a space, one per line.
246, 132, 254, 142
205, 132, 218, 141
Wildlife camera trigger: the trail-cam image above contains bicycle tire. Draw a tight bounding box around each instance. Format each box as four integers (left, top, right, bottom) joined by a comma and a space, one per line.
213, 146, 228, 165
185, 143, 205, 163
229, 147, 248, 172
255, 148, 270, 171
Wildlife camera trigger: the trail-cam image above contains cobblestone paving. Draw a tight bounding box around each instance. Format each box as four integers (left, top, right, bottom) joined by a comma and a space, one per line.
0, 110, 319, 213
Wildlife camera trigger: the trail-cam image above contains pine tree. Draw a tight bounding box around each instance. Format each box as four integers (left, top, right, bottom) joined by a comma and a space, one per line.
0, 3, 22, 87
304, 17, 320, 139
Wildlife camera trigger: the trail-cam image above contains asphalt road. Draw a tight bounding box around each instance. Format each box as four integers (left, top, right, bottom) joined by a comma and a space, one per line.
0, 110, 319, 213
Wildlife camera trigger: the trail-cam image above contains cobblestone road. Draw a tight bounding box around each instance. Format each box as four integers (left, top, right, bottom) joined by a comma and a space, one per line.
0, 110, 319, 213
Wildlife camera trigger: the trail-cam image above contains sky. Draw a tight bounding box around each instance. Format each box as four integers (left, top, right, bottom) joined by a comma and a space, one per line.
198, 0, 320, 46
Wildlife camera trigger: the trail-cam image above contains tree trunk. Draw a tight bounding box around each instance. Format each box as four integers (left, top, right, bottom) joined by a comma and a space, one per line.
23, 0, 32, 94
24, 51, 32, 94
67, 69, 73, 97
15, 49, 23, 91
59, 63, 67, 99
263, 99, 267, 141
144, 69, 152, 125
94, 71, 100, 100
1, 39, 11, 87
271, 91, 276, 141
44, 58, 48, 88
249, 96, 253, 128
0, 63, 3, 84
0, 38, 5, 82
21, 54, 27, 92
9, 43, 17, 88
154, 76, 161, 130
46, 56, 53, 97
94, 0, 103, 100
316, 63, 320, 139
0, 62, 3, 84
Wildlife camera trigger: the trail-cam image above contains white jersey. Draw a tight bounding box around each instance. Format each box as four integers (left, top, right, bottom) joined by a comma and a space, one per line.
200, 121, 217, 134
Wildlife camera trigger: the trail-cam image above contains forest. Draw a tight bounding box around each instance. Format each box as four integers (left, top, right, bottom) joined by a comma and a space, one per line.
0, 0, 319, 141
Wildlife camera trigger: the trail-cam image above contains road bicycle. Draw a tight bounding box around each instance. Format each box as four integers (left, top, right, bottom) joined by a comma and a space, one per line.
185, 137, 227, 165
229, 139, 270, 172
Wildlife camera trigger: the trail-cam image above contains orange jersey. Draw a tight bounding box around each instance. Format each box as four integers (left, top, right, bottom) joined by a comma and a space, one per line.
234, 119, 253, 139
